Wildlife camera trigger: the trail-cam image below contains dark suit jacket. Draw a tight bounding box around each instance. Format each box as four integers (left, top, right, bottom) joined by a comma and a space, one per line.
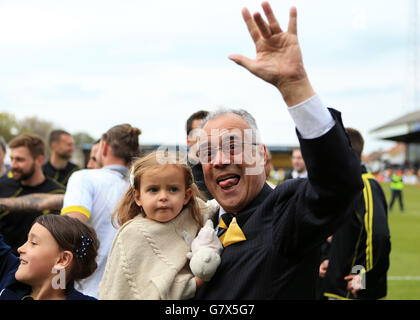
195, 108, 363, 299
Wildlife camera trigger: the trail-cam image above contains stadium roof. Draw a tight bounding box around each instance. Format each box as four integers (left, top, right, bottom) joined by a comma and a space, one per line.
370, 110, 420, 132
380, 131, 420, 143
370, 110, 420, 143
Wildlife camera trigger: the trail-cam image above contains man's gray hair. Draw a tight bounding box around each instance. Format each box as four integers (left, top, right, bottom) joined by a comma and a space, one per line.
200, 108, 262, 144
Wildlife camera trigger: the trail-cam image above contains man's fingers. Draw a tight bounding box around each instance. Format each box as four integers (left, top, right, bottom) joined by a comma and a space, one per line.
288, 6, 298, 35
253, 12, 271, 39
242, 7, 260, 44
261, 1, 282, 34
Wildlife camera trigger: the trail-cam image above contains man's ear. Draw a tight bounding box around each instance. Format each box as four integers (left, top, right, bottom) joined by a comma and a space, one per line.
261, 144, 267, 160
102, 141, 109, 157
36, 155, 45, 167
258, 144, 267, 167
183, 188, 193, 205
55, 250, 73, 270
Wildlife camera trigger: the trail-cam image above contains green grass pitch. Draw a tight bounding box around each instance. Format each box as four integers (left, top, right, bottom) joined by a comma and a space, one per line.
381, 182, 420, 300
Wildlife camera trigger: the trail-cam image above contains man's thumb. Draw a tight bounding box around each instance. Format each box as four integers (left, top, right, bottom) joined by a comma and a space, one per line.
228, 54, 253, 71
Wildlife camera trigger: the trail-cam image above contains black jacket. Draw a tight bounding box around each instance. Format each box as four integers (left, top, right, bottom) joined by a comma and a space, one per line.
323, 166, 390, 300
42, 160, 79, 187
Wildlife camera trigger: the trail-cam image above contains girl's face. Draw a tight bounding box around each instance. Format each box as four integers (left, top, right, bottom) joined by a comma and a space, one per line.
15, 223, 63, 286
135, 165, 192, 223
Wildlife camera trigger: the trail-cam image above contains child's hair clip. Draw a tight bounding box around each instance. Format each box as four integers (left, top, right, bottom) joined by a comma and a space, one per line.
74, 235, 93, 259
129, 166, 135, 188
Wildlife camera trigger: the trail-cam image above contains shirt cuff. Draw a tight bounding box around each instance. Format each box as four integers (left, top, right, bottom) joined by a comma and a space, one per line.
287, 94, 335, 139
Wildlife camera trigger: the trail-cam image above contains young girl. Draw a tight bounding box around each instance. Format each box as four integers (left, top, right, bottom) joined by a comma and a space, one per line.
0, 214, 99, 300
99, 151, 220, 300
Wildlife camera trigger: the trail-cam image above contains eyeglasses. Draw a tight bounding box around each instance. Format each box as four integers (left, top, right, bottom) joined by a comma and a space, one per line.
197, 141, 258, 164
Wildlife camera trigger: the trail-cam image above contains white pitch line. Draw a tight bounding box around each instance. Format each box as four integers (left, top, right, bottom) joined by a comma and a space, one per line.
388, 276, 420, 280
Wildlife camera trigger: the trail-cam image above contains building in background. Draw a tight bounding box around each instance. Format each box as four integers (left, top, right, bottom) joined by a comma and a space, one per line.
370, 111, 420, 168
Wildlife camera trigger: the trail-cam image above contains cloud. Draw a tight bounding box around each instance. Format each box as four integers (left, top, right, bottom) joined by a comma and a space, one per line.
0, 0, 414, 156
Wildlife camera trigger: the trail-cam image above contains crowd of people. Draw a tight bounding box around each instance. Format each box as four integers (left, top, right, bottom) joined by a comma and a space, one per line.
0, 2, 391, 300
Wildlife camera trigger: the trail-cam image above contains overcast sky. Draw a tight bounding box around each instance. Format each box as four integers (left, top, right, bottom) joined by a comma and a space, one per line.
0, 0, 418, 154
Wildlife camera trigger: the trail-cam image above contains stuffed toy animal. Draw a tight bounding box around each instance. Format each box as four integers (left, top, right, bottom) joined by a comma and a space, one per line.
186, 219, 223, 281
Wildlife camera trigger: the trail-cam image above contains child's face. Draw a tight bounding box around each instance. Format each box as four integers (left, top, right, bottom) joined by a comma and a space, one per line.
15, 223, 63, 286
135, 165, 192, 223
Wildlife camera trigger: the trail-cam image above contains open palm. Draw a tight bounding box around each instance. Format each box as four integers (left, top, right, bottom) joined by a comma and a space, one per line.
230, 2, 313, 106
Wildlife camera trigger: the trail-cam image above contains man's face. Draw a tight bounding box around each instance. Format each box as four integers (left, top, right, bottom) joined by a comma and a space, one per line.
200, 114, 266, 213
87, 143, 100, 169
187, 119, 204, 147
54, 134, 75, 160
95, 140, 105, 168
10, 146, 38, 181
291, 149, 306, 173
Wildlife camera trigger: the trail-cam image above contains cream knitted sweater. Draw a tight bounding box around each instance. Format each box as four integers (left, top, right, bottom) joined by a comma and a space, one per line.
98, 199, 218, 300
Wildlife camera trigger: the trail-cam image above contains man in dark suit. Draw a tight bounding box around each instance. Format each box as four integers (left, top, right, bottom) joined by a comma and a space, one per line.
195, 2, 363, 299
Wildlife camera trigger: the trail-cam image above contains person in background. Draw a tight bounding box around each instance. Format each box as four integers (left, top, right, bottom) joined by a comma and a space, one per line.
0, 138, 102, 223
322, 127, 390, 300
389, 169, 404, 212
61, 124, 141, 298
42, 130, 79, 187
0, 136, 11, 179
186, 110, 213, 200
284, 148, 307, 180
0, 134, 65, 255
87, 140, 101, 169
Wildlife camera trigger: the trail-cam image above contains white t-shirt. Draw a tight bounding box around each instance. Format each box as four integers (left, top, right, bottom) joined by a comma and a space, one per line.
62, 164, 129, 298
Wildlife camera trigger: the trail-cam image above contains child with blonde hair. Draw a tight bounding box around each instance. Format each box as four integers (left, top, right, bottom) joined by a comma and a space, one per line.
0, 214, 99, 300
99, 151, 221, 300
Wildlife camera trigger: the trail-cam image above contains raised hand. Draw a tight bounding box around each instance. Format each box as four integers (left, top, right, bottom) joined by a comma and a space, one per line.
229, 2, 315, 107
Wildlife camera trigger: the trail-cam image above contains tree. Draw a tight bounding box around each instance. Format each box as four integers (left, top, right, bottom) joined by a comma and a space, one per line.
17, 116, 54, 143
0, 112, 19, 142
73, 132, 96, 149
